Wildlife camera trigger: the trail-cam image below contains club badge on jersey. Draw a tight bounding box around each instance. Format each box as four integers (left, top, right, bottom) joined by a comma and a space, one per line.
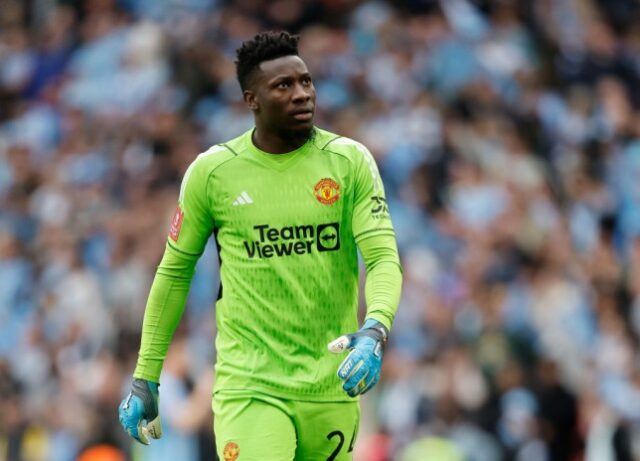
314, 178, 340, 205
223, 441, 240, 461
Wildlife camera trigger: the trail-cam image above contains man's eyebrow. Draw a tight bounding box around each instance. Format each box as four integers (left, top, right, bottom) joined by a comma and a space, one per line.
269, 75, 293, 82
268, 72, 312, 83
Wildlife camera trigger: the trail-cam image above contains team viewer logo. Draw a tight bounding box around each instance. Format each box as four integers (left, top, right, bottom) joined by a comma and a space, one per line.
223, 441, 239, 461
243, 223, 340, 258
314, 178, 340, 205
317, 223, 340, 251
169, 206, 184, 241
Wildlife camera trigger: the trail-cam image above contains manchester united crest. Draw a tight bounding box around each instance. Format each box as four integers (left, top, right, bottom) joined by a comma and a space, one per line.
223, 441, 239, 461
314, 178, 340, 205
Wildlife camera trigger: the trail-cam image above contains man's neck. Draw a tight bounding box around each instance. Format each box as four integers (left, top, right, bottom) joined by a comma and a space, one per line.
252, 127, 311, 154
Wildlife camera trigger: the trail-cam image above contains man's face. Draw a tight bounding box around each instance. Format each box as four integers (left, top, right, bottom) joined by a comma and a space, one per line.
245, 55, 316, 138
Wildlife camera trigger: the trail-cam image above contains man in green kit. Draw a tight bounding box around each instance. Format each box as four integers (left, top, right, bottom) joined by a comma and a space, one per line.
119, 31, 402, 460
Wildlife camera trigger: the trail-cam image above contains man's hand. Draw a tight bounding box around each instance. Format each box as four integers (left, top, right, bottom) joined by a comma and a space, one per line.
328, 319, 389, 397
118, 378, 162, 445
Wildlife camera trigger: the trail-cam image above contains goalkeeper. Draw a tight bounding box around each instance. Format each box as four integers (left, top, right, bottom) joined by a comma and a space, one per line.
119, 30, 402, 460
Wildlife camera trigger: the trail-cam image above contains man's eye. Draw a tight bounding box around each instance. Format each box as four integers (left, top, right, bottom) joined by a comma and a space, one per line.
302, 78, 312, 86
277, 82, 290, 89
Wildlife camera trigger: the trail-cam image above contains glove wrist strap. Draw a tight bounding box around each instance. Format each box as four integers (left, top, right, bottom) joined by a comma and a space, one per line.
361, 320, 389, 347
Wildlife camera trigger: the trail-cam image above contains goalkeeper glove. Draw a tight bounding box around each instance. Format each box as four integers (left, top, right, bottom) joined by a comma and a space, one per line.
118, 378, 162, 445
328, 319, 389, 397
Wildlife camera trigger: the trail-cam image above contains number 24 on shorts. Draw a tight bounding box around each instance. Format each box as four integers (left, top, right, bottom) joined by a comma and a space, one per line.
326, 426, 357, 461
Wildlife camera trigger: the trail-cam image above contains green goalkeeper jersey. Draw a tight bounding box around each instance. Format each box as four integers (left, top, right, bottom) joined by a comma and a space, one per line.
134, 127, 401, 401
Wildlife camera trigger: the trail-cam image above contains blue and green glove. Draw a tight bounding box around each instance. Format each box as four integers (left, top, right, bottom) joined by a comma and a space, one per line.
118, 378, 162, 445
328, 319, 389, 397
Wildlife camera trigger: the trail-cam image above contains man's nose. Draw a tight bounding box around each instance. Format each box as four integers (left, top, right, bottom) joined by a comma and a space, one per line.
292, 83, 311, 102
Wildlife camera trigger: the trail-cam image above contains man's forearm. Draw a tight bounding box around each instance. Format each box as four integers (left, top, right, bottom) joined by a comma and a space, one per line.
133, 243, 198, 382
358, 233, 402, 330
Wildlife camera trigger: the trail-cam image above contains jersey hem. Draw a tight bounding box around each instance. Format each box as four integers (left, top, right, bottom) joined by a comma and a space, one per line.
213, 385, 358, 403
133, 370, 161, 383
365, 312, 393, 331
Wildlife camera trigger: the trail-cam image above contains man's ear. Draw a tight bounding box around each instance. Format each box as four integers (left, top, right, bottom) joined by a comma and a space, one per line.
243, 90, 259, 111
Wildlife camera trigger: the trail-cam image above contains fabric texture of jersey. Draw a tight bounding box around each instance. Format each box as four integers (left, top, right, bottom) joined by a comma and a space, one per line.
138, 128, 398, 401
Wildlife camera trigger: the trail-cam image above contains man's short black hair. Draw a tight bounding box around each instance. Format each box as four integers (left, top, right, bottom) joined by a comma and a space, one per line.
235, 31, 300, 91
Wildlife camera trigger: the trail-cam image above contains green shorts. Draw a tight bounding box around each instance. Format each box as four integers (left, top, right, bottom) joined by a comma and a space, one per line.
212, 392, 360, 461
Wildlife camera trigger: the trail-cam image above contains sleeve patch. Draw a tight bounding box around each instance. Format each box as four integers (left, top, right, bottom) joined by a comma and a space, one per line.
169, 206, 185, 241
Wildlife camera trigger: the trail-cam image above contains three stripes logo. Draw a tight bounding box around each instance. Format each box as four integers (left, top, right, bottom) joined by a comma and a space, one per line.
233, 191, 253, 206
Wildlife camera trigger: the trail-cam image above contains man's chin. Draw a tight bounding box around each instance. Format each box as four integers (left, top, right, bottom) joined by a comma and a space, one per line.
286, 123, 314, 141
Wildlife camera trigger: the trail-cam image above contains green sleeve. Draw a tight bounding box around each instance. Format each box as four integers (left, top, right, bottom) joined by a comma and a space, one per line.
351, 142, 395, 242
358, 233, 402, 331
133, 245, 198, 382
348, 142, 401, 330
133, 154, 215, 382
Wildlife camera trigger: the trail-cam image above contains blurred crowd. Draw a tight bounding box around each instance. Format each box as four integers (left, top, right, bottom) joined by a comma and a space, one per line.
2, 0, 640, 460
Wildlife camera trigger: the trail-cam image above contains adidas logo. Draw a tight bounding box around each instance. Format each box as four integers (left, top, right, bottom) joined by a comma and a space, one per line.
233, 191, 254, 206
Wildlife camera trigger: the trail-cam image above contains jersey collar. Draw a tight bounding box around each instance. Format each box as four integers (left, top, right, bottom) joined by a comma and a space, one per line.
244, 129, 314, 171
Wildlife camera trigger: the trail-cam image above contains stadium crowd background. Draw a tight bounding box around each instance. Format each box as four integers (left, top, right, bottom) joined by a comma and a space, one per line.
2, 0, 640, 459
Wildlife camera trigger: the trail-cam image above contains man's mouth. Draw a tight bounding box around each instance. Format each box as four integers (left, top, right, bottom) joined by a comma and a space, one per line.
291, 108, 314, 121
293, 112, 313, 121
